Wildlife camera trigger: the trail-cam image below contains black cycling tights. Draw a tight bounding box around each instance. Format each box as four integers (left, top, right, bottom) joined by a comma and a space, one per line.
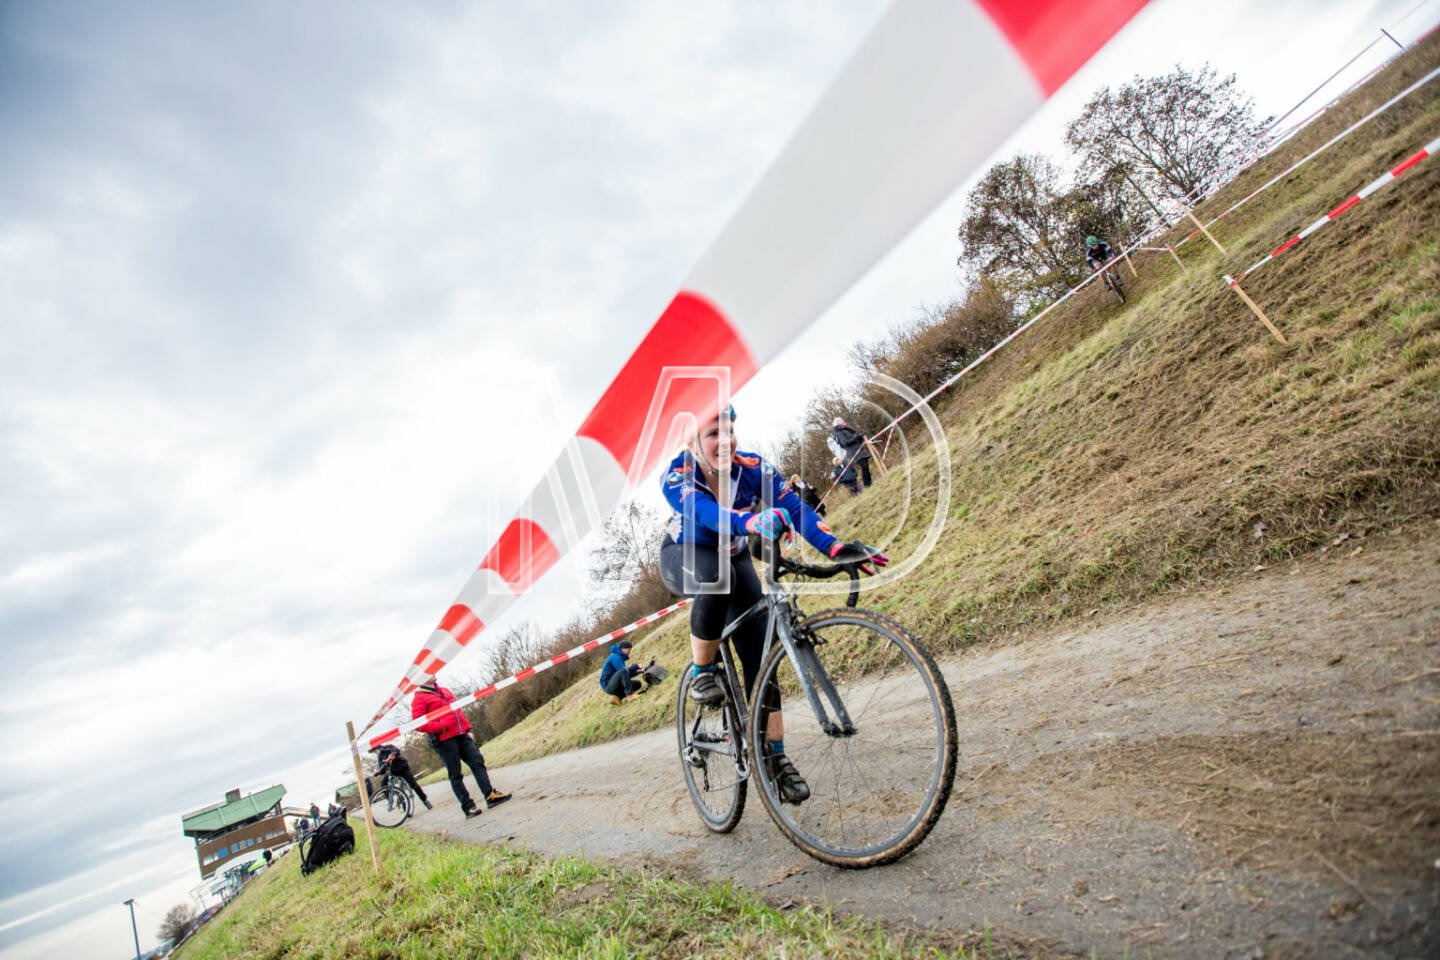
659, 535, 767, 697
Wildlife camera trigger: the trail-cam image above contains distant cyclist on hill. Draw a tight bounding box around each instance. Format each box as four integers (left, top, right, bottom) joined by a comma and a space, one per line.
659, 405, 887, 805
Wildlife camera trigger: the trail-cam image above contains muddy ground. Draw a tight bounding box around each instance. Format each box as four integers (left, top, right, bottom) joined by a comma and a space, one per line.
408, 526, 1440, 958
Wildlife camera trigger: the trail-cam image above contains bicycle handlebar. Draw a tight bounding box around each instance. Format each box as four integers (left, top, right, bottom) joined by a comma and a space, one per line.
772, 550, 862, 608
751, 512, 865, 606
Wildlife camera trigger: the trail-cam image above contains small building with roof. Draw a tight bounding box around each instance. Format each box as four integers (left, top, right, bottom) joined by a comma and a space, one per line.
181, 785, 291, 878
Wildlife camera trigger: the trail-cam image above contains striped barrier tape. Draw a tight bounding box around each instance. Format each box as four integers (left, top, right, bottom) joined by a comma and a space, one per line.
1174, 62, 1440, 251
358, 0, 1152, 736
1226, 131, 1437, 285
364, 598, 692, 749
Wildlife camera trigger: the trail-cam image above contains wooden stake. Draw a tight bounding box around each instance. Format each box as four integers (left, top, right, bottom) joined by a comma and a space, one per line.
1167, 247, 1187, 272
1226, 278, 1287, 344
346, 721, 383, 875
863, 438, 889, 476
1185, 206, 1227, 254
1123, 250, 1139, 278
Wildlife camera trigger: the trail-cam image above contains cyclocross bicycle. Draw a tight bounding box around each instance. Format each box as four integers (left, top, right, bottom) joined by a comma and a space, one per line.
676, 534, 957, 868
367, 767, 414, 829
1098, 263, 1127, 303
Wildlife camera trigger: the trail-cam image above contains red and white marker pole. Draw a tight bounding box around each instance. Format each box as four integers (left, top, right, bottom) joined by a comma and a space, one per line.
1225, 132, 1438, 340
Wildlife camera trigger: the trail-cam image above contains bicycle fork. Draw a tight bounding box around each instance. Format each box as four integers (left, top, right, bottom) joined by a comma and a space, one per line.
775, 613, 856, 738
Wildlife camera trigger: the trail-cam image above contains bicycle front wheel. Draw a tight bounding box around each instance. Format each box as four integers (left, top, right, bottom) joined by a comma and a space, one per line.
368, 785, 411, 828
750, 609, 956, 868
676, 665, 747, 833
1111, 273, 1127, 303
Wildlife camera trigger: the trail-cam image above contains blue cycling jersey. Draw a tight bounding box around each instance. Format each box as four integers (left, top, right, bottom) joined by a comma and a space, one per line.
661, 449, 838, 557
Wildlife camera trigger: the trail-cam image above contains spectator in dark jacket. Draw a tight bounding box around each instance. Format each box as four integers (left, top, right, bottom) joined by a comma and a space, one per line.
413, 681, 511, 818
599, 639, 642, 704
831, 418, 872, 489
790, 474, 826, 517
832, 457, 860, 496
374, 743, 432, 810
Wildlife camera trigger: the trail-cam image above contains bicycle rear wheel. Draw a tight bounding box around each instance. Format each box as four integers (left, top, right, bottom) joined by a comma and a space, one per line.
676, 665, 747, 833
750, 609, 956, 868
368, 785, 411, 828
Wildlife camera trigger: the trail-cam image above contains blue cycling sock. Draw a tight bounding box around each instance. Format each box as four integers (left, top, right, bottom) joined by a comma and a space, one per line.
768, 739, 785, 756
692, 662, 718, 676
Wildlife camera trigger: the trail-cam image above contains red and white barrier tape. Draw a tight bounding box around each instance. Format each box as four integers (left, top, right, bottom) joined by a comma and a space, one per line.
364, 599, 692, 749
1175, 63, 1440, 251
1226, 132, 1437, 285
357, 0, 1149, 737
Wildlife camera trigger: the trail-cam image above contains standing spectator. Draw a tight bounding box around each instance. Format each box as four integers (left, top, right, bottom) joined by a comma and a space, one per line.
598, 638, 643, 704
832, 457, 860, 496
831, 418, 872, 489
296, 817, 309, 837
412, 680, 511, 819
790, 474, 826, 517
373, 743, 433, 810
309, 802, 321, 822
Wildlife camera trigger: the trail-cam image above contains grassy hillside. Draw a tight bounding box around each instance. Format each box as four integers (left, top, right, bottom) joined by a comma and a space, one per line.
475, 35, 1440, 769
173, 825, 1037, 959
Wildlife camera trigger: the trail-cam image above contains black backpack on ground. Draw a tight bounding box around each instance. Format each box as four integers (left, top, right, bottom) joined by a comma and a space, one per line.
300, 812, 355, 876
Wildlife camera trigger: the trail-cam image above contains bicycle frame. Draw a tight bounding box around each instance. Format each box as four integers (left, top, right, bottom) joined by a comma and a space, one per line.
687, 546, 860, 769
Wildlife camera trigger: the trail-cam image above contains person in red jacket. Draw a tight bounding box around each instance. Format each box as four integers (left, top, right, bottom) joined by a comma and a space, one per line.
412, 681, 511, 818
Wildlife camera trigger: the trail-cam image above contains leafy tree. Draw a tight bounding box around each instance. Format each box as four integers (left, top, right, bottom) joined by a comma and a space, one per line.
1067, 161, 1160, 249
957, 154, 1084, 307
157, 902, 198, 945
1065, 63, 1267, 204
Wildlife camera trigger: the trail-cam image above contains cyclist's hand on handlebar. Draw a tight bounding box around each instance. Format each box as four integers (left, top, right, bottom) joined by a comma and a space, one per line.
828, 539, 889, 576
745, 507, 791, 540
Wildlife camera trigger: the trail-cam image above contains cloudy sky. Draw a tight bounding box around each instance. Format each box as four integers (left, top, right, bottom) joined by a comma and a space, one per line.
2, 0, 1435, 956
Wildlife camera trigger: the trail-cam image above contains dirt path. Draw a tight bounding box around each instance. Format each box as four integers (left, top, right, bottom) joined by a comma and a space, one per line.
408, 527, 1440, 958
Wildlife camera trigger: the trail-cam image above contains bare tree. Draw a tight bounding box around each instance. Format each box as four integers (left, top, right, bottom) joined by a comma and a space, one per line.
157, 903, 198, 944
957, 154, 1080, 306
493, 621, 545, 678
1065, 63, 1267, 204
589, 501, 665, 589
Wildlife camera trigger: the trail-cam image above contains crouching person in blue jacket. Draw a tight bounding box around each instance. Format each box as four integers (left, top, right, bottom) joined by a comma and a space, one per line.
599, 639, 643, 704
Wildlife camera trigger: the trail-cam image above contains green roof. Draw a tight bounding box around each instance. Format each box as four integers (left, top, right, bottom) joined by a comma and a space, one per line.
181, 785, 286, 835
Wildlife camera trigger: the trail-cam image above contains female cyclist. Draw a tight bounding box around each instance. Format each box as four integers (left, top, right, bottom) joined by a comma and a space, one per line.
659, 405, 886, 804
